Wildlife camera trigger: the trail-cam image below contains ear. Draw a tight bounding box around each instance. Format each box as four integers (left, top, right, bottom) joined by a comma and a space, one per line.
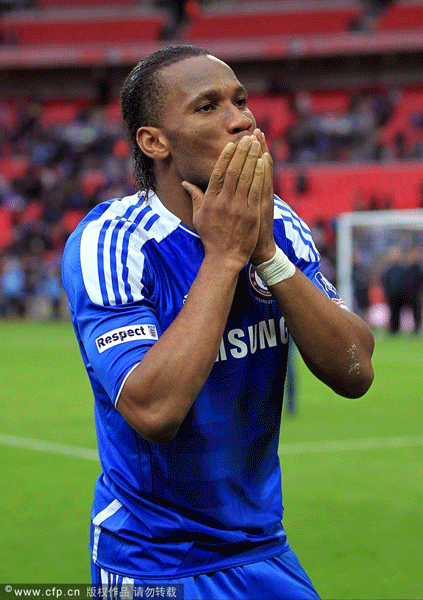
136, 126, 170, 160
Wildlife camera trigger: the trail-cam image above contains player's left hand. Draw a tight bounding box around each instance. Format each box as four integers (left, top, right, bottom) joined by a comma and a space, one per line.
250, 129, 276, 266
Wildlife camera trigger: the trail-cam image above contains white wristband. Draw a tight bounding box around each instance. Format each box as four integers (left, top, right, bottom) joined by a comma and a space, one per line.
254, 246, 296, 286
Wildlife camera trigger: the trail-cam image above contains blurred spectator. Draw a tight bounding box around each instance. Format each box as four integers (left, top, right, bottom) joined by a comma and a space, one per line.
0, 254, 26, 318
40, 263, 63, 320
284, 88, 396, 165
381, 245, 423, 334
294, 170, 309, 195
156, 0, 201, 40
0, 94, 137, 320
393, 131, 407, 160
381, 246, 407, 333
0, 82, 421, 321
352, 250, 371, 319
401, 247, 423, 333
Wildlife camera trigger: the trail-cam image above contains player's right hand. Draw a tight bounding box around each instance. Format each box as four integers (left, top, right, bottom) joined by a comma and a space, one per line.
182, 135, 265, 272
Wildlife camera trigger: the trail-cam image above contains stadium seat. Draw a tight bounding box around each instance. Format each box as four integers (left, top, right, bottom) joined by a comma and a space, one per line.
0, 12, 166, 45
309, 89, 350, 114
0, 206, 14, 250
247, 94, 295, 139
0, 100, 17, 129
185, 6, 361, 40
378, 87, 423, 147
278, 162, 423, 225
40, 100, 86, 128
38, 0, 138, 7
0, 155, 30, 179
377, 1, 423, 30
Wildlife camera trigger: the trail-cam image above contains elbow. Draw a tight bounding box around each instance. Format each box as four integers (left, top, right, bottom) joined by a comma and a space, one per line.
335, 334, 375, 399
142, 419, 181, 444
129, 409, 182, 444
117, 392, 182, 444
333, 364, 374, 399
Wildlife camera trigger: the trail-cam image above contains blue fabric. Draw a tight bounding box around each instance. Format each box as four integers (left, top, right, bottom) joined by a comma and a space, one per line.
91, 549, 320, 599
63, 191, 342, 579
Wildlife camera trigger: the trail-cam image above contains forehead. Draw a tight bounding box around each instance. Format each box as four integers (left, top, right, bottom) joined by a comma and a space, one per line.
159, 55, 243, 104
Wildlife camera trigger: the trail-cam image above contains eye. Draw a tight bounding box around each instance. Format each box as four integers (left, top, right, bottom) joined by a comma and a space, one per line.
235, 97, 247, 108
196, 103, 215, 113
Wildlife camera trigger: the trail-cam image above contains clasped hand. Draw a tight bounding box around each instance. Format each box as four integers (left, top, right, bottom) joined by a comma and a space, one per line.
182, 129, 276, 271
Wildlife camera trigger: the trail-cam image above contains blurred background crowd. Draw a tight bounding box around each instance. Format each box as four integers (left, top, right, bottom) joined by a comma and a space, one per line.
0, 0, 422, 331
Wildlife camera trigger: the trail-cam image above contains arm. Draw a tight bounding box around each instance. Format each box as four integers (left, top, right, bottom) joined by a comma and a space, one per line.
118, 137, 264, 443
265, 269, 374, 398
251, 131, 374, 399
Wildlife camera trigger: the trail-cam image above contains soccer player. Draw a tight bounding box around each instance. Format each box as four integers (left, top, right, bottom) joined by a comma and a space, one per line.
62, 45, 374, 599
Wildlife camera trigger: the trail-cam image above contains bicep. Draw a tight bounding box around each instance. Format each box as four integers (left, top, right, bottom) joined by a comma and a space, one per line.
78, 301, 162, 406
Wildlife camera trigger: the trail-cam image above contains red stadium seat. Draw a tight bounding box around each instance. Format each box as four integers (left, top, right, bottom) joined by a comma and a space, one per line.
310, 90, 350, 114
377, 2, 423, 30
0, 156, 30, 180
0, 100, 17, 129
378, 87, 423, 147
278, 162, 423, 226
185, 7, 361, 40
0, 206, 14, 250
38, 0, 138, 7
40, 100, 86, 128
104, 99, 123, 123
0, 13, 166, 45
247, 94, 295, 139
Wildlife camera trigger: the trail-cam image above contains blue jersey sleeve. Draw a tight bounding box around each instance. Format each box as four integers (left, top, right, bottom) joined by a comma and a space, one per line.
62, 207, 162, 406
273, 196, 346, 306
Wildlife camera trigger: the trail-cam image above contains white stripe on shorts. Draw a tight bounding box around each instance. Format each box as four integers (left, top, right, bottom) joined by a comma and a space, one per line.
92, 499, 123, 563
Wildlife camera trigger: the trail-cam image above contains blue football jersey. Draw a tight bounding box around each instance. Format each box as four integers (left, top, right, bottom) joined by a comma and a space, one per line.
62, 191, 343, 579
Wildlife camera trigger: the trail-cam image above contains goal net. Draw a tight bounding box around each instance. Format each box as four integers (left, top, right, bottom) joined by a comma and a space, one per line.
336, 209, 423, 329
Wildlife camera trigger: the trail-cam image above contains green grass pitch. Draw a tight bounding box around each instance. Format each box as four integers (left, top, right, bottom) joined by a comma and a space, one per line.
0, 321, 422, 598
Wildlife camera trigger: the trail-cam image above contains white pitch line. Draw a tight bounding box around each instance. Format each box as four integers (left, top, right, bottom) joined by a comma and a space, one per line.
0, 433, 422, 461
278, 434, 423, 455
0, 434, 99, 461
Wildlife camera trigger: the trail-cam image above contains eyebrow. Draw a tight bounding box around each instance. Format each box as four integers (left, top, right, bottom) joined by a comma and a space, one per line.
189, 85, 248, 108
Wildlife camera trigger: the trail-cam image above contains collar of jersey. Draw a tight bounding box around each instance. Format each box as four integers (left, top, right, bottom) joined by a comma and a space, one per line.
148, 191, 201, 239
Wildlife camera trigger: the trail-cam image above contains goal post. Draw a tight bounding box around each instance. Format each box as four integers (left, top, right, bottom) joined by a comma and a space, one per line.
336, 209, 423, 313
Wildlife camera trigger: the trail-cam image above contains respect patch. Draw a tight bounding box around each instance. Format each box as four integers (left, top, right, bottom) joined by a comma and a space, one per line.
95, 324, 158, 353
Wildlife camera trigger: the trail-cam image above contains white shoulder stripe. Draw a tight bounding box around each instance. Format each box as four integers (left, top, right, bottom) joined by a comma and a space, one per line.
81, 219, 103, 305
273, 196, 319, 263
80, 193, 143, 305
80, 193, 185, 306
102, 203, 153, 305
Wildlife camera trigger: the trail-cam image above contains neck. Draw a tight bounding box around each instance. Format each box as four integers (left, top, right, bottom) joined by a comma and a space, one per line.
154, 171, 196, 230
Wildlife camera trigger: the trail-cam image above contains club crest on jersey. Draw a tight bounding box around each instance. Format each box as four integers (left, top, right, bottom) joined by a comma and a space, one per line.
247, 264, 273, 301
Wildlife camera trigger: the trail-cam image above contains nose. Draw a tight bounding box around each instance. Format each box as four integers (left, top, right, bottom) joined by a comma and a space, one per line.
226, 103, 255, 134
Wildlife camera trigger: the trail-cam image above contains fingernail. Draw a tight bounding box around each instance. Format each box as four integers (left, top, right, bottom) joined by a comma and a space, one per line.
240, 136, 250, 148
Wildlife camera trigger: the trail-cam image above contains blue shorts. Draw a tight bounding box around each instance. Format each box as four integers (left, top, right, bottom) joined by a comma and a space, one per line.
91, 549, 320, 600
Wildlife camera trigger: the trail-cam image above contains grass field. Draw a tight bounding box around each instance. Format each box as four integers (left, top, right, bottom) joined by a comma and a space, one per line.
0, 320, 422, 599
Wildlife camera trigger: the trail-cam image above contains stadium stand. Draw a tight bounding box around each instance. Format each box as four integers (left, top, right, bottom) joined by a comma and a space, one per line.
37, 0, 138, 6
185, 4, 362, 40
377, 0, 423, 30
279, 161, 423, 224
0, 8, 167, 45
1, 0, 423, 318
